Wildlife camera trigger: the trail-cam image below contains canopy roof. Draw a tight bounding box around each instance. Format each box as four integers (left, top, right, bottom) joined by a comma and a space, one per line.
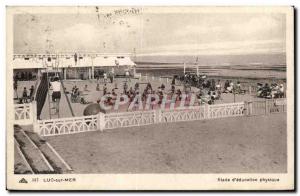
12, 53, 136, 69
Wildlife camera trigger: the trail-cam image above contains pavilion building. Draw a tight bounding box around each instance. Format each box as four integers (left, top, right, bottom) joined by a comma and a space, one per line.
12, 53, 136, 80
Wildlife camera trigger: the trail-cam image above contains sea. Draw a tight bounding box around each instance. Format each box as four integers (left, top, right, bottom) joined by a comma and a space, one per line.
134, 53, 286, 81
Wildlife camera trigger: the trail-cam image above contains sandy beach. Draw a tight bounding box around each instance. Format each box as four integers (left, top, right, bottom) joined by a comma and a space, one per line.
46, 113, 286, 173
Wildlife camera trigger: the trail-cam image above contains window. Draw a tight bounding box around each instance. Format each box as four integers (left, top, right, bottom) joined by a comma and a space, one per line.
24, 57, 30, 60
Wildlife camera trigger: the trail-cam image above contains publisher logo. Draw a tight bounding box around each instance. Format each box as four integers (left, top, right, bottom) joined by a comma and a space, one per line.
19, 178, 28, 183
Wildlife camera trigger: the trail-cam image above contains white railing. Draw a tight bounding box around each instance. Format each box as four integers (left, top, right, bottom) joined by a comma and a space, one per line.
36, 102, 247, 136
160, 106, 207, 123
209, 102, 246, 118
104, 110, 156, 130
37, 115, 99, 136
15, 99, 285, 136
14, 102, 36, 125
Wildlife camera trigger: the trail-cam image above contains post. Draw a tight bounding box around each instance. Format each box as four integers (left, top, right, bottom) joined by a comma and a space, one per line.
88, 67, 91, 80
64, 68, 67, 80
31, 101, 39, 134
233, 92, 236, 103
91, 57, 95, 79
205, 104, 210, 119
265, 99, 268, 115
155, 109, 162, 123
249, 86, 251, 95
183, 63, 186, 74
247, 101, 253, 116
98, 112, 105, 131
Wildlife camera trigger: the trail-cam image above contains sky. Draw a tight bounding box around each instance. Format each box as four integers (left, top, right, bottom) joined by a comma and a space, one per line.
13, 10, 286, 56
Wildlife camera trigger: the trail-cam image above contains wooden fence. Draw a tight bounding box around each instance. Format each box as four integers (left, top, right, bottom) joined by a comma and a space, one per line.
248, 98, 287, 116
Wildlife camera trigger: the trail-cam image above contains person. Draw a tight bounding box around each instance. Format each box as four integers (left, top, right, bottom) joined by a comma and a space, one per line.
109, 73, 113, 83
279, 84, 284, 98
171, 85, 175, 94
134, 82, 139, 92
236, 81, 241, 94
125, 70, 130, 82
29, 85, 34, 101
171, 77, 176, 85
224, 80, 230, 91
103, 83, 107, 96
22, 87, 28, 103
123, 82, 128, 94
103, 72, 107, 84
84, 84, 89, 91
112, 89, 117, 97
50, 77, 61, 114
96, 83, 100, 91
211, 79, 216, 91
74, 53, 78, 64
13, 79, 18, 99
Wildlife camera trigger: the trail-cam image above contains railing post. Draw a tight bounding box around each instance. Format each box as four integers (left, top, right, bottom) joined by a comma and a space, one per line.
265, 99, 268, 115
155, 109, 162, 123
98, 112, 105, 131
205, 104, 210, 119
31, 101, 39, 134
247, 101, 253, 116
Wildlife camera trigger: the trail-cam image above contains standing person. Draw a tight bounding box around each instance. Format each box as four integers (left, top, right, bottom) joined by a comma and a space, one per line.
96, 83, 100, 91
13, 79, 18, 99
29, 85, 34, 101
123, 82, 128, 94
22, 87, 28, 103
111, 68, 115, 83
103, 83, 107, 96
109, 73, 113, 83
50, 76, 61, 114
125, 70, 130, 82
103, 72, 107, 84
74, 53, 78, 65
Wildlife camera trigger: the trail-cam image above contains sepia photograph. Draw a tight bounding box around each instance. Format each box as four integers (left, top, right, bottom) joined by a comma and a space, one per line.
6, 6, 294, 190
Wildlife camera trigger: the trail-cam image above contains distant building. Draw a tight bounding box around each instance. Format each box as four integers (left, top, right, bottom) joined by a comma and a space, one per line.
12, 53, 136, 80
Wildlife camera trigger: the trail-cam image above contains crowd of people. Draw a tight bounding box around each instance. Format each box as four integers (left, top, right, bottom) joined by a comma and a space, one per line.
256, 83, 285, 99
14, 71, 36, 81
96, 80, 196, 109
15, 84, 35, 104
